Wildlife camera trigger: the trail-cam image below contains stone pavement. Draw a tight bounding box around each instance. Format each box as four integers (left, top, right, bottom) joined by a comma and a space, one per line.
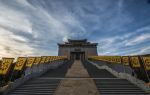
54, 60, 99, 95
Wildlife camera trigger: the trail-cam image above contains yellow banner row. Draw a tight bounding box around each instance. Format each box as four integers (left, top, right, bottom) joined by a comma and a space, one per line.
0, 56, 67, 75
89, 56, 150, 70
89, 56, 122, 64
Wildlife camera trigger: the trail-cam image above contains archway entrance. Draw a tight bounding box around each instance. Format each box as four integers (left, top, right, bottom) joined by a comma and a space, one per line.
70, 52, 85, 60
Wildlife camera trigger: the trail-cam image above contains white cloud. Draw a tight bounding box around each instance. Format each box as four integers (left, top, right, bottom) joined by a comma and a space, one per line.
125, 33, 150, 46
63, 36, 69, 42
0, 4, 33, 34
136, 26, 150, 33
0, 0, 149, 57
97, 28, 150, 55
0, 28, 34, 58
0, 0, 87, 57
139, 46, 150, 54
15, 0, 34, 8
10, 35, 28, 42
0, 2, 36, 58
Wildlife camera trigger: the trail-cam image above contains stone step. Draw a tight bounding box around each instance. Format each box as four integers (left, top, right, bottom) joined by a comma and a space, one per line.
98, 88, 141, 90
16, 87, 56, 89
22, 83, 58, 86
14, 89, 55, 91
100, 92, 148, 94
98, 89, 146, 92
97, 84, 138, 87
10, 91, 53, 95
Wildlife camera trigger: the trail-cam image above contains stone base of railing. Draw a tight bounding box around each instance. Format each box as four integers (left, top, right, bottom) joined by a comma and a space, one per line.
88, 60, 150, 93
1, 60, 66, 95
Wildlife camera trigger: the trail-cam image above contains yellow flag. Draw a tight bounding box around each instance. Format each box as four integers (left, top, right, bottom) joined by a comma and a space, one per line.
34, 57, 41, 65
26, 57, 35, 67
112, 57, 116, 63
53, 56, 56, 61
142, 57, 150, 70
122, 56, 129, 66
40, 56, 47, 63
48, 56, 52, 62
45, 56, 50, 63
0, 58, 14, 75
14, 57, 27, 71
51, 56, 54, 61
116, 56, 121, 64
130, 57, 140, 68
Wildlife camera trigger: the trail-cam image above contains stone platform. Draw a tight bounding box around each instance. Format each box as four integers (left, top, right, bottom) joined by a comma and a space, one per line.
54, 60, 99, 95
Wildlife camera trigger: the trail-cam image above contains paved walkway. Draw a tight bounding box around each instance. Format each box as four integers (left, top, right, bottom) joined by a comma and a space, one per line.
54, 60, 99, 95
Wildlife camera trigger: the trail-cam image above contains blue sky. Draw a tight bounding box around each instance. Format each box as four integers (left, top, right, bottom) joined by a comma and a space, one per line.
0, 0, 150, 57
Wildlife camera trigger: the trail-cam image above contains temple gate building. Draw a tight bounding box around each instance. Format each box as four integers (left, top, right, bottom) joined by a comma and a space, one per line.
58, 39, 98, 60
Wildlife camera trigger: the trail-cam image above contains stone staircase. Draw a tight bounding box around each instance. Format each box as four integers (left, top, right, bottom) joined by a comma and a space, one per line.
84, 60, 150, 95
95, 78, 149, 95
3, 60, 150, 95
8, 78, 60, 95
5, 61, 73, 95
